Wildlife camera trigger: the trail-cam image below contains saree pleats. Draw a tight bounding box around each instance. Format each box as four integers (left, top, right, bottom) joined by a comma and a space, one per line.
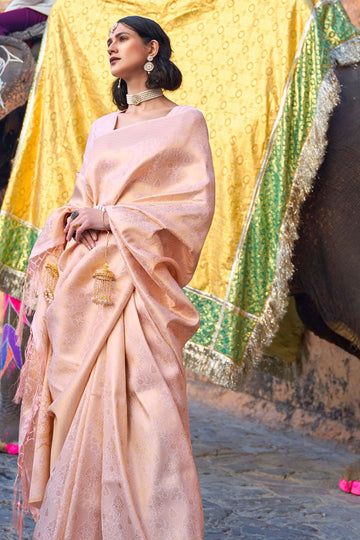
35, 295, 202, 539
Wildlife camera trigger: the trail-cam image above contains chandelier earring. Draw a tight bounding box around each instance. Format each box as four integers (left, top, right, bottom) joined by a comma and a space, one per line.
117, 78, 122, 89
144, 55, 154, 74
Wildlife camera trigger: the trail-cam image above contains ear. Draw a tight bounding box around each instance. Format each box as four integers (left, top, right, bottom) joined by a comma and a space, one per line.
147, 39, 159, 58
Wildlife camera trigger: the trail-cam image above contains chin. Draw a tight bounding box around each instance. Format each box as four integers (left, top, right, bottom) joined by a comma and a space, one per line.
110, 67, 122, 78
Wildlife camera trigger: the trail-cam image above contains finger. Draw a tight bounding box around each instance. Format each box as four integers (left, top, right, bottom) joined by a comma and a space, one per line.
69, 215, 85, 239
65, 225, 72, 242
83, 231, 95, 250
90, 230, 98, 243
64, 214, 73, 232
78, 234, 92, 250
64, 216, 70, 230
66, 221, 79, 242
69, 210, 79, 220
65, 208, 79, 224
65, 210, 80, 235
81, 231, 90, 248
66, 223, 73, 242
85, 231, 96, 249
74, 224, 88, 243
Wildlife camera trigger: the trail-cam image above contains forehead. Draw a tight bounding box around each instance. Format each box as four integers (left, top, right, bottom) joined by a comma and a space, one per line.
109, 22, 134, 38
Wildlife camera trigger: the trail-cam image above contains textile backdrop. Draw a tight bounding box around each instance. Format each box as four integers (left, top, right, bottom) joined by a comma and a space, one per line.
0, 0, 359, 387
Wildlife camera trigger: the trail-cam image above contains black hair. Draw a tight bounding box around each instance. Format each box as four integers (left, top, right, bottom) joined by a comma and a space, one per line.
110, 16, 182, 111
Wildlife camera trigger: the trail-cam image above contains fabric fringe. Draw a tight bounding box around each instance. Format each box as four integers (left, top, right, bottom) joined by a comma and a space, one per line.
13, 333, 43, 534
243, 68, 340, 365
243, 39, 360, 367
185, 37, 360, 387
183, 342, 246, 390
331, 35, 360, 66
13, 473, 25, 540
14, 334, 33, 404
12, 246, 62, 534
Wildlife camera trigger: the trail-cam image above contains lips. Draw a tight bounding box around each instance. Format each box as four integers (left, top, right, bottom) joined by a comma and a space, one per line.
110, 57, 120, 64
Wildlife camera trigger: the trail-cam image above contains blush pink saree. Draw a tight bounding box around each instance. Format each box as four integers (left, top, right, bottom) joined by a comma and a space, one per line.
15, 105, 215, 539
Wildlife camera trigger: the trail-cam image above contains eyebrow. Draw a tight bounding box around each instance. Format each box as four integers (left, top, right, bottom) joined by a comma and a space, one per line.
107, 32, 130, 47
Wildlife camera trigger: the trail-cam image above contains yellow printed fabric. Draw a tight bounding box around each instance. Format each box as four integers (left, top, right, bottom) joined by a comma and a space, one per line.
0, 0, 359, 387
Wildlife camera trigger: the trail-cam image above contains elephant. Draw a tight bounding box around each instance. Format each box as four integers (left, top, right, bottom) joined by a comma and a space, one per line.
0, 23, 45, 205
291, 61, 360, 359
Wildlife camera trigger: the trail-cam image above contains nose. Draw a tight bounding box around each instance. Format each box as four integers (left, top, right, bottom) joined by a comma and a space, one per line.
107, 40, 116, 55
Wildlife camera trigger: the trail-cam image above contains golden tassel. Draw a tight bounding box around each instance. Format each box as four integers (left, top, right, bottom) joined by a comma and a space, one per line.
91, 263, 115, 305
91, 211, 115, 306
43, 263, 59, 303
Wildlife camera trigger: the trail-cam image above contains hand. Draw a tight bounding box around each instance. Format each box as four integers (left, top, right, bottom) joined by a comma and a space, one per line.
75, 229, 98, 250
64, 207, 108, 249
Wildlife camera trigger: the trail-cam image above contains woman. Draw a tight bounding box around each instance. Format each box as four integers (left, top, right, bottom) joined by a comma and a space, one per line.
15, 15, 215, 540
0, 1, 53, 35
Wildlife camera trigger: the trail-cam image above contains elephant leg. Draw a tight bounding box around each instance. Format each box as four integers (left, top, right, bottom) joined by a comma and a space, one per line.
294, 293, 360, 358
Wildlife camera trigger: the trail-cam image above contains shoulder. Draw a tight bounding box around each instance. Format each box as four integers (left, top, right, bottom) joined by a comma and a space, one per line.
175, 105, 206, 121
89, 111, 118, 138
173, 105, 208, 130
173, 106, 209, 139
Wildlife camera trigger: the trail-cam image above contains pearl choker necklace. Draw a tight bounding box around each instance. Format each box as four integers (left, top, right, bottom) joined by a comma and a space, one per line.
126, 88, 163, 106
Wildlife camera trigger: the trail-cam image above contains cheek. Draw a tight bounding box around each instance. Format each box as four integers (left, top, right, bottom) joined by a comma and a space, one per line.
125, 42, 146, 62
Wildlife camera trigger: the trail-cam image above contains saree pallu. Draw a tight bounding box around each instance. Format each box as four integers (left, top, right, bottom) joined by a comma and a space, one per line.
16, 106, 215, 539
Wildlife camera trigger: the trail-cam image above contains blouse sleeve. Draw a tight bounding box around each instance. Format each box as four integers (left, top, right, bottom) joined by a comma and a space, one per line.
79, 122, 96, 177
68, 123, 96, 207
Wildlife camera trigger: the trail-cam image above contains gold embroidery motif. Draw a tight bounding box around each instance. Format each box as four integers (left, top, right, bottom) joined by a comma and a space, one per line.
43, 263, 59, 303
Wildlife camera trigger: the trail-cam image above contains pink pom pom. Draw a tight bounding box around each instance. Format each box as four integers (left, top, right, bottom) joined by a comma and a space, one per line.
5, 444, 19, 454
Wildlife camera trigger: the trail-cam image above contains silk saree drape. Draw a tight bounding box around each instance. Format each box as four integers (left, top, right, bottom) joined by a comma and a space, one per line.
16, 106, 215, 538
1, 0, 360, 389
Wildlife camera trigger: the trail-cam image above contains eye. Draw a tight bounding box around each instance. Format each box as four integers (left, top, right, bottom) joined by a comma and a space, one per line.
119, 36, 127, 41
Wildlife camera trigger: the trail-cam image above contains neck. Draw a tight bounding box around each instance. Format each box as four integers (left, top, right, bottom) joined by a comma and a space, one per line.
126, 88, 163, 108
126, 83, 148, 95
125, 74, 148, 95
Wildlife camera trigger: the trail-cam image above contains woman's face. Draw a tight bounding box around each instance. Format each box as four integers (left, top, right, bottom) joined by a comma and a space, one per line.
107, 23, 152, 80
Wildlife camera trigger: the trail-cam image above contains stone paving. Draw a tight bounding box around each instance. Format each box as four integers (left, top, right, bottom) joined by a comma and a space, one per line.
1, 395, 360, 539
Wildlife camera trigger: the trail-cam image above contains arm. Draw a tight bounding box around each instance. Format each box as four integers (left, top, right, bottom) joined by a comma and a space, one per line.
63, 205, 110, 249
63, 123, 110, 249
